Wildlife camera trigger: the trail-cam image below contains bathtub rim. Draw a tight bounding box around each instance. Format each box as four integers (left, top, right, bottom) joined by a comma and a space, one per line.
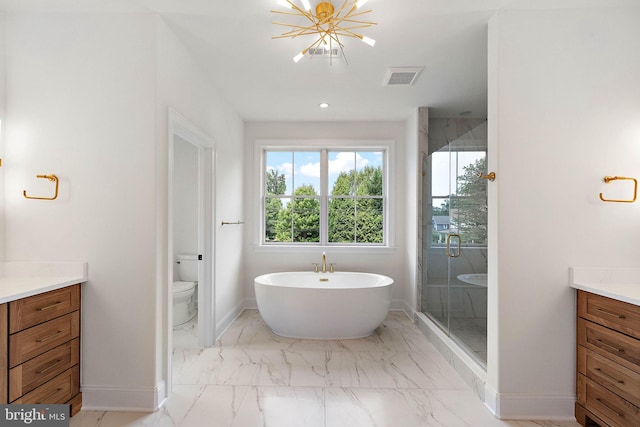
254, 271, 394, 289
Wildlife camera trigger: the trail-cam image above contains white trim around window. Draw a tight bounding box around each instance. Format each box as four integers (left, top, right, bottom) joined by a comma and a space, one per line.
253, 139, 396, 251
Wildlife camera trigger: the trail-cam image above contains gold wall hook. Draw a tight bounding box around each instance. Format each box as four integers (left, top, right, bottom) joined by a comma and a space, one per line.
599, 176, 637, 203
479, 171, 496, 181
23, 174, 59, 200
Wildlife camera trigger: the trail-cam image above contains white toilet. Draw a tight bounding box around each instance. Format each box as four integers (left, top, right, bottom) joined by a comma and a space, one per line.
173, 253, 198, 327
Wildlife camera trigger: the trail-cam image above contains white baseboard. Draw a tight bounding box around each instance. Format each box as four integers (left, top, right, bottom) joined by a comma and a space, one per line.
215, 301, 244, 341
484, 386, 576, 420
81, 380, 165, 412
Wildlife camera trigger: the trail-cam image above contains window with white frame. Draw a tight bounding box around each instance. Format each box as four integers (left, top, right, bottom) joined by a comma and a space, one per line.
260, 142, 389, 246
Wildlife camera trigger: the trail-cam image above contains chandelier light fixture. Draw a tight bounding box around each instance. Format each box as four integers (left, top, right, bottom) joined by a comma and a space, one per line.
272, 0, 376, 63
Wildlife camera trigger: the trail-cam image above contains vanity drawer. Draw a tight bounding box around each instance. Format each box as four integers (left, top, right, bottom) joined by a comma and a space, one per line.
9, 285, 80, 334
9, 338, 79, 402
578, 318, 640, 373
9, 312, 80, 368
578, 290, 640, 340
578, 345, 640, 408
578, 376, 640, 427
12, 366, 79, 405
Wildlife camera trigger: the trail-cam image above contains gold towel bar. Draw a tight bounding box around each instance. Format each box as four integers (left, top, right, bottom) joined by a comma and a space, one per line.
599, 176, 637, 203
23, 174, 59, 200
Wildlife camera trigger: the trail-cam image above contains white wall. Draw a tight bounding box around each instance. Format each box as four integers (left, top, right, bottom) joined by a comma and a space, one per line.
155, 13, 245, 395
486, 6, 640, 418
0, 13, 6, 261
4, 13, 158, 409
243, 121, 407, 309
2, 12, 245, 412
172, 136, 198, 269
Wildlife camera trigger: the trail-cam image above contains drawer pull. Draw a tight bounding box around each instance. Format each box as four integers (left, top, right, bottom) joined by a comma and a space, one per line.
36, 330, 64, 343
36, 387, 63, 404
595, 367, 625, 384
595, 338, 625, 353
595, 398, 624, 418
36, 359, 64, 375
36, 301, 64, 311
596, 308, 626, 319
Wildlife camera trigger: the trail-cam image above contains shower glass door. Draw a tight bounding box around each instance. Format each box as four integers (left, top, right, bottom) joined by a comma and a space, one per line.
422, 122, 488, 367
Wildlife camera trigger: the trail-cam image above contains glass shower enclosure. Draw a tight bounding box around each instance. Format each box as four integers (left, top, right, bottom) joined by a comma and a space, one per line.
421, 121, 488, 367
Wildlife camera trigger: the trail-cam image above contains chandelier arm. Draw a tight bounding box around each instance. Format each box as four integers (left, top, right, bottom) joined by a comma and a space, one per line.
273, 30, 325, 39
274, 29, 317, 38
333, 16, 375, 26
333, 0, 352, 20
332, 20, 376, 28
331, 33, 362, 39
333, 28, 366, 40
271, 10, 309, 18
332, 12, 375, 26
273, 21, 323, 31
326, 31, 345, 47
337, 36, 348, 65
339, 8, 373, 19
284, 0, 317, 23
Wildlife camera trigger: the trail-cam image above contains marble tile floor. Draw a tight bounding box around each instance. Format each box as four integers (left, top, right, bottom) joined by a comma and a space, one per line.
172, 316, 198, 349
71, 310, 580, 427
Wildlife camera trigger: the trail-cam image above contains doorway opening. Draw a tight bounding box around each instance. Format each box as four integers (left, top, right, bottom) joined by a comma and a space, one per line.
167, 108, 215, 393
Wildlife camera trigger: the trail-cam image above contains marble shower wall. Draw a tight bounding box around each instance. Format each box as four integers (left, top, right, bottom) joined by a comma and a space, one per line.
427, 118, 487, 156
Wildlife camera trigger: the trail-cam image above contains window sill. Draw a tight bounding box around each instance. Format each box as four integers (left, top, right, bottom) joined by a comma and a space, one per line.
252, 244, 397, 255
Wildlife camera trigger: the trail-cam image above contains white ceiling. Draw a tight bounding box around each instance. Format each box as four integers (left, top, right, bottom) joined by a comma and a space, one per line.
0, 0, 636, 121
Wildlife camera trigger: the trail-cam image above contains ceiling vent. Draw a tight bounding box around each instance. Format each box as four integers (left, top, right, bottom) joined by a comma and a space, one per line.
383, 67, 424, 86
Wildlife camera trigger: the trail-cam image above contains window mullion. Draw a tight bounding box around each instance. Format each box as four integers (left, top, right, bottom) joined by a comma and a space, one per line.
320, 149, 328, 245
290, 152, 295, 241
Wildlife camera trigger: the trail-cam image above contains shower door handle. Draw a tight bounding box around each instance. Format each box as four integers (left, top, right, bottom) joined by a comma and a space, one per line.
446, 234, 461, 258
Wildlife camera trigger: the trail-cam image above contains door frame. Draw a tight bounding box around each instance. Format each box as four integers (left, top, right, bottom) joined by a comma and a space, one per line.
166, 108, 216, 393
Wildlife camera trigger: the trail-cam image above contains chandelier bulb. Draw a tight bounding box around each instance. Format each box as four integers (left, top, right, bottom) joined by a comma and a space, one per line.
361, 36, 376, 47
293, 52, 305, 63
301, 0, 312, 10
356, 0, 369, 8
277, 0, 292, 9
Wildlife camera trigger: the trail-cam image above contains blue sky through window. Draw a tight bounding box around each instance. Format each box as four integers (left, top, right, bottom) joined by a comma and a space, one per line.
266, 150, 383, 195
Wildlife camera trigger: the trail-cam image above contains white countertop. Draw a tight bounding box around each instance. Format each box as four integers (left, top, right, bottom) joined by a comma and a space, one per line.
0, 262, 87, 304
570, 267, 640, 306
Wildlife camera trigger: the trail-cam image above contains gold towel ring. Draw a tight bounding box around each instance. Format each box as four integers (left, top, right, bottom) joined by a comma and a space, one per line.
599, 176, 637, 203
23, 174, 59, 200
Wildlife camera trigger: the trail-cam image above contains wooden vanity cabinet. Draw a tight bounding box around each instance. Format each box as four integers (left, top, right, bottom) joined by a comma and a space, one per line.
576, 290, 640, 427
0, 284, 82, 416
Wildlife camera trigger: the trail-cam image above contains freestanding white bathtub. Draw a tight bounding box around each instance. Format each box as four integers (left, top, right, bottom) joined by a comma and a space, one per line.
254, 271, 393, 339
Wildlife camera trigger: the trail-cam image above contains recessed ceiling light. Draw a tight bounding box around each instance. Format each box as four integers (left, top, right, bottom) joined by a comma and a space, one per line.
319, 103, 330, 108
